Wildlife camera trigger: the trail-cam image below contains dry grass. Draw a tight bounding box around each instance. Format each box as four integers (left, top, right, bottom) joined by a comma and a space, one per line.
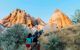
39, 23, 80, 50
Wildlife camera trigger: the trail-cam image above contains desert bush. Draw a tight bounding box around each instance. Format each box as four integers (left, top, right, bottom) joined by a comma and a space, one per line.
39, 32, 64, 50
72, 9, 80, 24
46, 32, 64, 50
0, 24, 32, 50
40, 23, 80, 50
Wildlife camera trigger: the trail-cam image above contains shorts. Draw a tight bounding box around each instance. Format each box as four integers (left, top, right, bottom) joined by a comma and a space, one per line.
26, 44, 31, 48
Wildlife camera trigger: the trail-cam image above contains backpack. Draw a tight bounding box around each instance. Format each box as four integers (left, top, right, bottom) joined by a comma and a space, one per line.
26, 37, 32, 44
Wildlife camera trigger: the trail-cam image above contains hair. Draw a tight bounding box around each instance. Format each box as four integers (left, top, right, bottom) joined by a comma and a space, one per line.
27, 33, 32, 38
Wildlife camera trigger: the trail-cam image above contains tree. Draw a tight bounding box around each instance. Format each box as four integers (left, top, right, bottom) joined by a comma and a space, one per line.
72, 9, 80, 24
0, 24, 32, 50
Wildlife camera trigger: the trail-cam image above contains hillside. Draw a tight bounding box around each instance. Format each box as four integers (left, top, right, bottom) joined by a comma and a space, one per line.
39, 23, 80, 50
0, 9, 74, 50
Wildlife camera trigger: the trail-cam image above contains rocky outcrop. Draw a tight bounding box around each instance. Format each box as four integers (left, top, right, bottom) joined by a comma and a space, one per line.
36, 17, 46, 26
0, 9, 46, 30
0, 9, 72, 31
36, 17, 46, 30
0, 20, 3, 24
49, 9, 72, 30
0, 9, 34, 28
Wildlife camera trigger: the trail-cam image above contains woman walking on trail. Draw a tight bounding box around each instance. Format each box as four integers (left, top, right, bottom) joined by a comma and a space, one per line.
26, 33, 32, 50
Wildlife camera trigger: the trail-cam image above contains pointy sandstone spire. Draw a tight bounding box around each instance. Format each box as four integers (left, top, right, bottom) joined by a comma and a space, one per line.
49, 9, 72, 29
1, 9, 33, 28
0, 9, 46, 30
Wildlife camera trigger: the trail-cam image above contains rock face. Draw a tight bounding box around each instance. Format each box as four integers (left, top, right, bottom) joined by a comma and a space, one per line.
1, 9, 34, 28
49, 9, 72, 29
0, 9, 46, 30
36, 17, 46, 26
36, 17, 46, 30
0, 9, 72, 31
0, 20, 3, 24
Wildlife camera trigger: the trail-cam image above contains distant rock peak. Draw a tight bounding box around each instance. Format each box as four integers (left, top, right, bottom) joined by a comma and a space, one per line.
0, 9, 46, 30
49, 9, 72, 29
0, 9, 72, 31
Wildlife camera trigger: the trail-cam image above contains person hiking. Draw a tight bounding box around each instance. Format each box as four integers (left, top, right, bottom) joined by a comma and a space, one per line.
37, 30, 43, 50
26, 33, 32, 50
31, 30, 38, 50
32, 30, 43, 50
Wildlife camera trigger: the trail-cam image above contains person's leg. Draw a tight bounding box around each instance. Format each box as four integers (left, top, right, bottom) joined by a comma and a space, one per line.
32, 42, 38, 50
27, 48, 29, 50
26, 44, 30, 50
25, 44, 28, 50
27, 47, 31, 50
37, 44, 40, 50
31, 42, 36, 49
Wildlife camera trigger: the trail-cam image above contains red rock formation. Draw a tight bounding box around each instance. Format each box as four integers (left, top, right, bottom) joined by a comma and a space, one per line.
36, 17, 46, 30
36, 17, 46, 26
49, 9, 72, 29
0, 9, 72, 31
0, 9, 46, 30
0, 20, 3, 24
1, 9, 34, 28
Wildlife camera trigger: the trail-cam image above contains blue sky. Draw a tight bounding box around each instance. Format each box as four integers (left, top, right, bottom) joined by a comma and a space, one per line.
0, 0, 80, 22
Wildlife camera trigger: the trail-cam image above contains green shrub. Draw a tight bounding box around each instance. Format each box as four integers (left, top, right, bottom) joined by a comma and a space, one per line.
72, 9, 80, 24
0, 24, 32, 50
47, 33, 64, 50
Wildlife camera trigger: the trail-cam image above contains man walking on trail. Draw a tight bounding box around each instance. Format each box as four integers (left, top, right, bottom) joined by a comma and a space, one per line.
31, 30, 39, 50
32, 30, 43, 50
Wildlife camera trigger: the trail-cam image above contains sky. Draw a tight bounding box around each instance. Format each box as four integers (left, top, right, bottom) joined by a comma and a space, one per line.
0, 0, 80, 23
